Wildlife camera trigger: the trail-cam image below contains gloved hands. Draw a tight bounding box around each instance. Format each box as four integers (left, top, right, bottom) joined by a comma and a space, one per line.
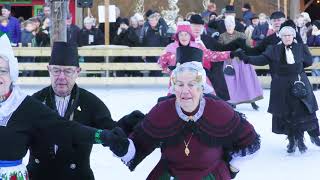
110, 127, 130, 157
100, 127, 130, 157
231, 49, 250, 64
117, 110, 145, 135
233, 38, 247, 50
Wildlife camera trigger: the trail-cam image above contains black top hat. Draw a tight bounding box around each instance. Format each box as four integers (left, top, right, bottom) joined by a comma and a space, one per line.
188, 14, 204, 25
145, 9, 155, 18
225, 5, 235, 14
50, 42, 79, 67
270, 11, 285, 19
313, 20, 320, 30
1, 4, 11, 11
243, 3, 251, 10
176, 46, 203, 64
280, 19, 296, 31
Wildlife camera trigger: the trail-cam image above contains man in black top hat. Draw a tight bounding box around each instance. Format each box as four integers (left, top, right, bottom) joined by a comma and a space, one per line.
27, 42, 144, 180
215, 5, 246, 34
188, 14, 243, 102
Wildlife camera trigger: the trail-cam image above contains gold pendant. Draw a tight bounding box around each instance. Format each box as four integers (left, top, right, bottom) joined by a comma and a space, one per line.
184, 147, 190, 156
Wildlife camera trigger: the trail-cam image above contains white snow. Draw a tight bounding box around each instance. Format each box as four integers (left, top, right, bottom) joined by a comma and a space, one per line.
21, 85, 320, 180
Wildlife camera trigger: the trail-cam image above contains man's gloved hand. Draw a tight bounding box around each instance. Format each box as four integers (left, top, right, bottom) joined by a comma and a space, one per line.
109, 127, 130, 157
118, 110, 145, 135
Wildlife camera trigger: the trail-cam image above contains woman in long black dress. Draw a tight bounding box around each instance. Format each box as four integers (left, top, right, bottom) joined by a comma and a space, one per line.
233, 22, 320, 153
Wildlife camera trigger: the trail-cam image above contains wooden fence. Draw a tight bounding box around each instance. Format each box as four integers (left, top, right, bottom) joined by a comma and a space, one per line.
12, 46, 320, 86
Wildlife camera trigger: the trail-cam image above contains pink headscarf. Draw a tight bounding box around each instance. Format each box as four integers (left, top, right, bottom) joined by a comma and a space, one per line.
173, 21, 195, 42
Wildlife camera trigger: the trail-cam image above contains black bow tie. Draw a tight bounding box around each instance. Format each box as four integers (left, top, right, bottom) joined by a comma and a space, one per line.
285, 45, 292, 50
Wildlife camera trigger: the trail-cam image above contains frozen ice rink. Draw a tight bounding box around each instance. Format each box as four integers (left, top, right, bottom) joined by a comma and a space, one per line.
22, 85, 320, 180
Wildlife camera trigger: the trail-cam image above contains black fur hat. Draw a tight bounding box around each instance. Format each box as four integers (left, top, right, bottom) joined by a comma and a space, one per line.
50, 42, 79, 67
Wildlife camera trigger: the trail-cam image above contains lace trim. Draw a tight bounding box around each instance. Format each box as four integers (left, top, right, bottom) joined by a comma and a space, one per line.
175, 97, 206, 122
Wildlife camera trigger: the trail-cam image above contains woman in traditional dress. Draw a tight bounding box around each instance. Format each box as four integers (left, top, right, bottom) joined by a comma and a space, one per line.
108, 55, 261, 180
219, 16, 263, 110
158, 21, 231, 95
233, 22, 320, 153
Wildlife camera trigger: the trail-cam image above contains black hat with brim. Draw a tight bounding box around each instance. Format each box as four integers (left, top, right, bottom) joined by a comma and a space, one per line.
50, 42, 79, 67
188, 14, 204, 25
270, 11, 285, 19
225, 5, 235, 13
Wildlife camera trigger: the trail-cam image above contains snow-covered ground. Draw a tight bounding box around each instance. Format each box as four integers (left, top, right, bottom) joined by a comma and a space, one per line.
21, 85, 320, 180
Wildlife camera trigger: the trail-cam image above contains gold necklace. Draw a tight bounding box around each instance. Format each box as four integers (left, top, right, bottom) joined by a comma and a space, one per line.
183, 133, 193, 157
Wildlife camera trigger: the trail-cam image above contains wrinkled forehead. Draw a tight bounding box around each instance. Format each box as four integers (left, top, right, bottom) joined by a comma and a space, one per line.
174, 68, 201, 82
49, 65, 77, 70
0, 56, 9, 68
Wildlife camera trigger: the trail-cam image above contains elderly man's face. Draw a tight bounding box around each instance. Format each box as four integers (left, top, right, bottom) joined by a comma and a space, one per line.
48, 65, 80, 97
0, 57, 11, 96
281, 34, 294, 46
271, 18, 286, 32
148, 17, 158, 28
1, 9, 10, 18
226, 25, 235, 34
174, 70, 202, 112
43, 7, 51, 17
190, 24, 203, 38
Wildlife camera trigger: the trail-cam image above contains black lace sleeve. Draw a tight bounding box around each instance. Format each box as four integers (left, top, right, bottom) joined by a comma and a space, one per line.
229, 112, 261, 157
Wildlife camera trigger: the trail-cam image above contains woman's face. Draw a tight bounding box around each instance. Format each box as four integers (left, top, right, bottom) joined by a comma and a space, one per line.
178, 31, 191, 46
226, 25, 235, 34
130, 19, 138, 28
84, 22, 93, 30
281, 34, 294, 46
174, 70, 203, 112
0, 57, 11, 96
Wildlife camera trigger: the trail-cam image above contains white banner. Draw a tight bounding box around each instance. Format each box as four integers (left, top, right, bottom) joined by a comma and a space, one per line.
98, 5, 116, 23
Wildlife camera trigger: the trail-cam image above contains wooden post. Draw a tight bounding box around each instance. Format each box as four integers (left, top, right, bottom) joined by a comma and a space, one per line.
290, 0, 301, 19
277, 0, 281, 10
104, 0, 110, 45
284, 0, 287, 17
49, 0, 69, 44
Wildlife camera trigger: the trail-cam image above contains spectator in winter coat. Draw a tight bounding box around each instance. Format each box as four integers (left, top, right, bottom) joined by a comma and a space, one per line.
80, 16, 105, 63
241, 3, 254, 27
140, 13, 169, 76
252, 13, 269, 46
66, 13, 81, 47
113, 18, 142, 77
19, 20, 36, 76
1, 4, 21, 46
244, 15, 259, 47
307, 20, 320, 90
0, 16, 9, 35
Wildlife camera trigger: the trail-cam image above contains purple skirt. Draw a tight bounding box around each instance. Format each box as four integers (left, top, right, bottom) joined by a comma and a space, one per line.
224, 59, 263, 104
